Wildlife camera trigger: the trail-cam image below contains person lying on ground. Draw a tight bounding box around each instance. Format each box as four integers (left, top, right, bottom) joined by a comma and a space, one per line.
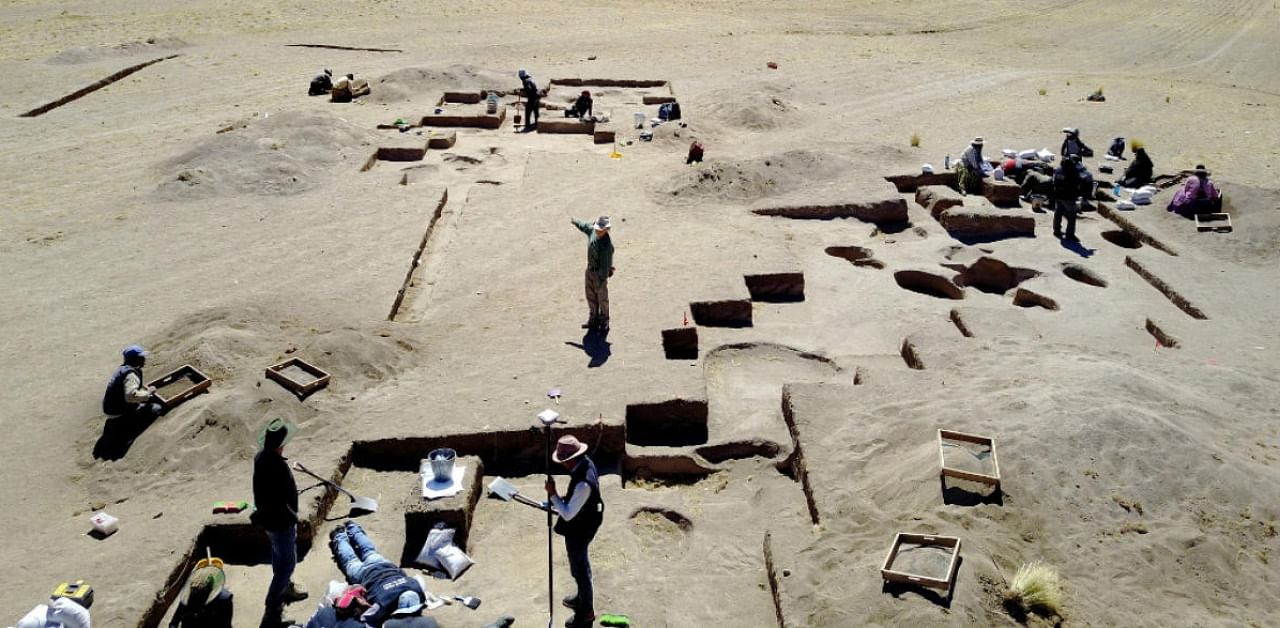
103, 344, 164, 423
1167, 164, 1222, 216
1121, 146, 1153, 188
329, 521, 433, 625
170, 563, 233, 628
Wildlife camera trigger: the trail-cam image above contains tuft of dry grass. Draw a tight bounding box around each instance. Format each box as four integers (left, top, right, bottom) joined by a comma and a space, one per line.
1119, 521, 1149, 535
1038, 87, 1047, 96
1003, 560, 1064, 618
910, 132, 921, 147
1112, 494, 1144, 515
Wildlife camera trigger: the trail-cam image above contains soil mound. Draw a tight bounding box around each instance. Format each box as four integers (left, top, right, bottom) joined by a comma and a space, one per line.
155, 112, 377, 200
46, 37, 189, 64
654, 150, 850, 206
701, 87, 798, 131
368, 64, 513, 104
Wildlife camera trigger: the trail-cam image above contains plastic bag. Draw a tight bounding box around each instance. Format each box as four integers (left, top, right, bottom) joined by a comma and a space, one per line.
415, 523, 455, 569
435, 544, 475, 580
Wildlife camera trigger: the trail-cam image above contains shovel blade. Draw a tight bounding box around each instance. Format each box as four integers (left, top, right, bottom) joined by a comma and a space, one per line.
349, 496, 379, 513
487, 477, 520, 501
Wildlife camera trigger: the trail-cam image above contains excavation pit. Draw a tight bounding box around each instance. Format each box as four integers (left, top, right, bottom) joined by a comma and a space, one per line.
401, 455, 484, 569
626, 400, 709, 447
1101, 229, 1142, 249
1124, 256, 1208, 320
147, 364, 211, 410
351, 426, 625, 477
1062, 263, 1108, 287
662, 326, 699, 360
690, 299, 753, 328
894, 270, 964, 300
421, 106, 506, 129
744, 272, 805, 303
752, 199, 909, 226
825, 246, 884, 269
900, 337, 926, 370
629, 507, 693, 533
949, 309, 974, 337
885, 172, 958, 193
1145, 318, 1180, 348
950, 256, 1039, 295
1012, 288, 1060, 311
696, 440, 782, 463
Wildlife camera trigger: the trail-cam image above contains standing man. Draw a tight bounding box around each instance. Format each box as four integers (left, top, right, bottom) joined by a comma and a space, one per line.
518, 70, 540, 131
545, 436, 604, 628
571, 216, 614, 332
252, 418, 308, 628
1052, 155, 1087, 242
102, 345, 164, 422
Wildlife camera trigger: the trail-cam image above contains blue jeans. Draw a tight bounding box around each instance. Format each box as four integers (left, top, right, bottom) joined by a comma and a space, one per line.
265, 526, 297, 608
332, 522, 391, 582
565, 535, 594, 615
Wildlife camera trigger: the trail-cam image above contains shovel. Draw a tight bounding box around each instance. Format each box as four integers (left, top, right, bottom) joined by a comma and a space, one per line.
294, 462, 379, 513
487, 477, 549, 512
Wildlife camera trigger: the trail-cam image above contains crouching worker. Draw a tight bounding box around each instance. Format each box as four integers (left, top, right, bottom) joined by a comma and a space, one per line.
954, 137, 990, 195
567, 91, 593, 119
103, 345, 163, 423
170, 562, 234, 628
546, 435, 605, 628
1168, 165, 1222, 216
309, 69, 333, 96
15, 596, 90, 628
329, 521, 434, 625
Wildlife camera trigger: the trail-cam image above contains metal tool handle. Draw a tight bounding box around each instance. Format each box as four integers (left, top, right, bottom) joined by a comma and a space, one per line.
293, 462, 357, 500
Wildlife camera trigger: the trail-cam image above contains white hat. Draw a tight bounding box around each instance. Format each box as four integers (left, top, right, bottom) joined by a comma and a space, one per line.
971, 137, 984, 146
594, 216, 611, 230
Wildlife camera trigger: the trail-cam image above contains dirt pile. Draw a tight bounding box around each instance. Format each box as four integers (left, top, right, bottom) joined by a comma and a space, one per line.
654, 150, 851, 206
154, 112, 377, 199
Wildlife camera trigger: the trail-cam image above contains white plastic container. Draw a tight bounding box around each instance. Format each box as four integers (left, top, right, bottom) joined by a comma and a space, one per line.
633, 112, 644, 129
89, 512, 119, 537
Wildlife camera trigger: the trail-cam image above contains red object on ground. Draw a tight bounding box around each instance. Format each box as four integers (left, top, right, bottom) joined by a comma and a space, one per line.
767, 61, 779, 69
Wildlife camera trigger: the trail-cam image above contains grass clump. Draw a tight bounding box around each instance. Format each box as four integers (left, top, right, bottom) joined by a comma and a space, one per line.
1038, 87, 1047, 96
910, 131, 921, 147
1003, 560, 1064, 619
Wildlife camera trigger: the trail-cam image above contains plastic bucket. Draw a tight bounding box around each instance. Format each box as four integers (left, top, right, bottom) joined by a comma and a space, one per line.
427, 448, 456, 482
633, 112, 644, 129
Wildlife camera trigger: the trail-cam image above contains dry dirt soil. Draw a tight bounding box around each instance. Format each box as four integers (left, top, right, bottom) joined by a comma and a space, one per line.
2, 1, 1279, 627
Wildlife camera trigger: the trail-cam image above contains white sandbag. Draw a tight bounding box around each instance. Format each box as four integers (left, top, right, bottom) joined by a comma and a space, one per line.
1018, 149, 1039, 161
434, 544, 475, 580
1036, 149, 1056, 163
921, 164, 935, 174
1001, 149, 1016, 157
1130, 191, 1153, 205
1116, 200, 1136, 210
1138, 185, 1159, 196
414, 524, 456, 569
1104, 154, 1121, 161
993, 167, 1005, 181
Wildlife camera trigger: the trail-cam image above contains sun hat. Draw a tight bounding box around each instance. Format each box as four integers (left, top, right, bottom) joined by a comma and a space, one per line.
258, 418, 296, 451
180, 564, 226, 607
518, 69, 528, 78
1194, 164, 1210, 176
123, 345, 149, 360
1062, 127, 1079, 135
392, 590, 424, 616
552, 435, 589, 464
971, 137, 984, 146
594, 216, 611, 230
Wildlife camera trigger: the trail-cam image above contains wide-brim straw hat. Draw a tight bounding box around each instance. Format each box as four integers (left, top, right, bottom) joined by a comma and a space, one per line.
971, 137, 984, 146
257, 417, 296, 451
552, 435, 589, 464
594, 216, 611, 230
1194, 164, 1210, 176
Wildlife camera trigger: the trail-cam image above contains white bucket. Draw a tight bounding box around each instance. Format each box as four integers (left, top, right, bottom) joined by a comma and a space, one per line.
633, 112, 644, 129
427, 448, 456, 483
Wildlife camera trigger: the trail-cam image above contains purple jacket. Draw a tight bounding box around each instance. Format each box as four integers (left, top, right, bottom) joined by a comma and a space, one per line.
1168, 176, 1220, 213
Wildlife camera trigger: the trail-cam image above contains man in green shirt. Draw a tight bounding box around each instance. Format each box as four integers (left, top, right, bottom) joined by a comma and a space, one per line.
571, 216, 614, 332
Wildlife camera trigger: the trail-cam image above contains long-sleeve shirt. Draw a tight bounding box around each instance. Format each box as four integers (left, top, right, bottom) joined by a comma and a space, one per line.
1168, 176, 1220, 212
572, 219, 613, 281
550, 480, 591, 521
123, 371, 153, 403
251, 450, 299, 531
961, 146, 988, 176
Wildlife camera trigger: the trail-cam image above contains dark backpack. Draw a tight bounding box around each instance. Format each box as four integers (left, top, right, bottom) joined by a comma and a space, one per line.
658, 102, 681, 121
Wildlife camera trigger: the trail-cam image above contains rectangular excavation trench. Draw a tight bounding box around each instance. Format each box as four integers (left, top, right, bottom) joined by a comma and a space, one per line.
1145, 317, 1180, 348
779, 389, 820, 525
387, 189, 449, 321
744, 273, 806, 303
691, 299, 753, 328
763, 532, 788, 628
625, 399, 709, 447
1098, 205, 1178, 256
1124, 256, 1208, 320
21, 55, 180, 117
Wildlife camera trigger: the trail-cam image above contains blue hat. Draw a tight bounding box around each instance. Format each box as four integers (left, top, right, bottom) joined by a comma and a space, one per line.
517, 69, 528, 78
392, 590, 424, 616
123, 345, 149, 360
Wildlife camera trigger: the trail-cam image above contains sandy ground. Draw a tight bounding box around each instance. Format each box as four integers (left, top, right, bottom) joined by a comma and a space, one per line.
2, 1, 1279, 626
